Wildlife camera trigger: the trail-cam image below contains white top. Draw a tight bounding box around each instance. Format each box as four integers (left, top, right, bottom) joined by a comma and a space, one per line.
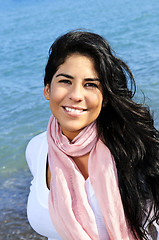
26, 132, 109, 240
26, 132, 159, 240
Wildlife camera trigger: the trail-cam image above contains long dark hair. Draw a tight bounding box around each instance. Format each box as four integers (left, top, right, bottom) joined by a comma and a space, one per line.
44, 30, 159, 239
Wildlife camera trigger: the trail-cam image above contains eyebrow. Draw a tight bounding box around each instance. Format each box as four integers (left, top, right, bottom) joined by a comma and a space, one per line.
56, 73, 74, 79
56, 73, 100, 82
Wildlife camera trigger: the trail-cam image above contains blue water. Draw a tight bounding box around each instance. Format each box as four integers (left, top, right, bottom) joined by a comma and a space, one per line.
0, 0, 159, 238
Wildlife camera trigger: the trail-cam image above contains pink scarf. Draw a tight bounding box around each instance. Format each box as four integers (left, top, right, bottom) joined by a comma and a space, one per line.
47, 115, 134, 240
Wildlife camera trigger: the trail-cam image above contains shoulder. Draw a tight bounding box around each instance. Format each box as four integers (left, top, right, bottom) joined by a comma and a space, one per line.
26, 131, 47, 151
25, 131, 48, 175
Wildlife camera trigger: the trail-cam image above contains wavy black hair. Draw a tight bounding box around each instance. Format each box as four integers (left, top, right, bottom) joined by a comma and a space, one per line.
44, 30, 159, 239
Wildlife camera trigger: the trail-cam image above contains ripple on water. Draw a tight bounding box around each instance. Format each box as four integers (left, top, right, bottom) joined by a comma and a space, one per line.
0, 170, 47, 240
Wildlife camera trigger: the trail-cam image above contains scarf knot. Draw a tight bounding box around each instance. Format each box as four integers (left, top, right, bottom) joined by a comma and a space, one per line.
49, 115, 98, 157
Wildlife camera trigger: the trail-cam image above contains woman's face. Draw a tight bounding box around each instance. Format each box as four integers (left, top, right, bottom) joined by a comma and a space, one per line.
44, 53, 103, 140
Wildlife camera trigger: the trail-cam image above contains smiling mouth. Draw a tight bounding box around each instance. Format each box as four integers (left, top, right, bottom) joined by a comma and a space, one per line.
63, 106, 86, 113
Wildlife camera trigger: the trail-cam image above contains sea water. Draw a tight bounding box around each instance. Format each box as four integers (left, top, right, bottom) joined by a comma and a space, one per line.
0, 0, 159, 239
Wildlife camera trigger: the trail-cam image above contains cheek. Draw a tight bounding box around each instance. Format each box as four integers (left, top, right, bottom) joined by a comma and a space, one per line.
49, 88, 69, 116
88, 93, 103, 111
48, 89, 60, 113
50, 88, 66, 104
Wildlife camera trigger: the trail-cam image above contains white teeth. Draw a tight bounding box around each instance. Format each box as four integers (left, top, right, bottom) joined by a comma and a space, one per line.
65, 107, 83, 113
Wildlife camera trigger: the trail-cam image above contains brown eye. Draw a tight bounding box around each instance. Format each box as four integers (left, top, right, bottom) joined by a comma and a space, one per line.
85, 82, 98, 88
59, 80, 72, 84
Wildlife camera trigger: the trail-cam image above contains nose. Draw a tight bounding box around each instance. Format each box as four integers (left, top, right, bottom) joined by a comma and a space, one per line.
68, 84, 84, 102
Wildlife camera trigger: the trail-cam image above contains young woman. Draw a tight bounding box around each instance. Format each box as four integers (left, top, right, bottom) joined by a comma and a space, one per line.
26, 30, 159, 240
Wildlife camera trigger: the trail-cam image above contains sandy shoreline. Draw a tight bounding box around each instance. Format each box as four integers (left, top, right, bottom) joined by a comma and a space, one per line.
0, 170, 47, 240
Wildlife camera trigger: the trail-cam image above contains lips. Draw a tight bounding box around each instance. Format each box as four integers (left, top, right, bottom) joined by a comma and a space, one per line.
63, 106, 87, 114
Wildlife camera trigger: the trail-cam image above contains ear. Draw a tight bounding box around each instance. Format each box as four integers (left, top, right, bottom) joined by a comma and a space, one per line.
44, 84, 50, 100
102, 98, 108, 108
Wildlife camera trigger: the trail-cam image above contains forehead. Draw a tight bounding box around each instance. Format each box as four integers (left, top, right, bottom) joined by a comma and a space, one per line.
56, 53, 98, 76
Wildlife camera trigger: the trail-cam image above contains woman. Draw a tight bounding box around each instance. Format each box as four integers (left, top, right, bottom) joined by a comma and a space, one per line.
26, 30, 159, 240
